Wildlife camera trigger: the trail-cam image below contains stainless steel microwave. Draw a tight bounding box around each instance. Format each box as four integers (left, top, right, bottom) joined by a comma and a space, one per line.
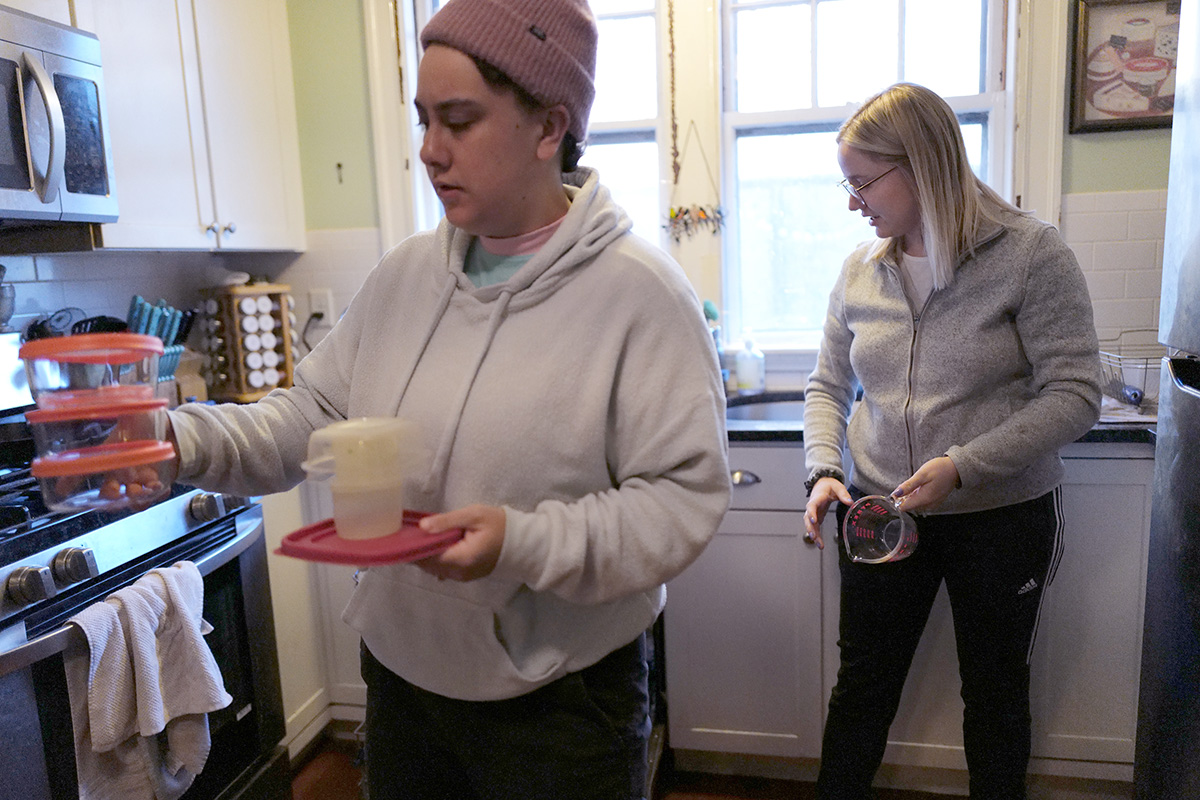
0, 5, 117, 226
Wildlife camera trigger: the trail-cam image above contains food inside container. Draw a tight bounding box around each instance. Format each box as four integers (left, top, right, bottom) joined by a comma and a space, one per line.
19, 333, 164, 404
26, 398, 168, 455
302, 417, 426, 540
30, 440, 175, 511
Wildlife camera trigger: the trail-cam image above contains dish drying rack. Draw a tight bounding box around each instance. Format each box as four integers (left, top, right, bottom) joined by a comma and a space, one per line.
1099, 329, 1165, 409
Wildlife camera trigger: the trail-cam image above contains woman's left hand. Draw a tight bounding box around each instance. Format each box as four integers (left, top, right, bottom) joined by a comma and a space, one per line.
415, 503, 506, 582
891, 456, 960, 513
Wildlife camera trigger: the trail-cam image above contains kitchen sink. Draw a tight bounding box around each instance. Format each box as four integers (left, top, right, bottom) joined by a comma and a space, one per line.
725, 390, 805, 421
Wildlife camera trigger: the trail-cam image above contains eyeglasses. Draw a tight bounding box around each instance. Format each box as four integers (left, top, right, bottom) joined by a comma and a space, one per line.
838, 165, 899, 202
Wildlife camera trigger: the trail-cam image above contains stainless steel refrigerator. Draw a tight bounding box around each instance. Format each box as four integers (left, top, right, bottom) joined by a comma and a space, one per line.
1135, 1, 1200, 796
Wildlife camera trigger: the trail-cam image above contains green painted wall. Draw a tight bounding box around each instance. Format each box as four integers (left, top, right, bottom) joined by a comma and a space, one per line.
286, 0, 378, 230
1062, 127, 1172, 194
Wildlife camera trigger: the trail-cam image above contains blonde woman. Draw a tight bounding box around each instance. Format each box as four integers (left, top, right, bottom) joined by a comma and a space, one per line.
802, 83, 1101, 799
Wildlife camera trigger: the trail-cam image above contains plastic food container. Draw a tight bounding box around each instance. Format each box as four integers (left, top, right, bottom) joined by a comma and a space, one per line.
20, 333, 163, 405
30, 440, 175, 511
302, 418, 426, 540
26, 398, 168, 456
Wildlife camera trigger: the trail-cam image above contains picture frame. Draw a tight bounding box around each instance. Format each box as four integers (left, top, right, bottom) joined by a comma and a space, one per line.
1070, 0, 1182, 133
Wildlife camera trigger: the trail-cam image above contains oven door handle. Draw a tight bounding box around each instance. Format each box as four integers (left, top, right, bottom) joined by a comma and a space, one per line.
0, 513, 264, 678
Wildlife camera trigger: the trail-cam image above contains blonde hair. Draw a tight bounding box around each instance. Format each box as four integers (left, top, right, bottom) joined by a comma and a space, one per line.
837, 83, 1021, 288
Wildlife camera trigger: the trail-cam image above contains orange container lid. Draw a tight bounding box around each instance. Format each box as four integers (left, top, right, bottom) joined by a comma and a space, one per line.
20, 333, 164, 363
31, 440, 175, 477
25, 398, 168, 424
34, 385, 156, 409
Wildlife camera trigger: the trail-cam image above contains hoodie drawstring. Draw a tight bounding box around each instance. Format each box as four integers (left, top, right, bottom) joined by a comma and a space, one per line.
420, 289, 514, 495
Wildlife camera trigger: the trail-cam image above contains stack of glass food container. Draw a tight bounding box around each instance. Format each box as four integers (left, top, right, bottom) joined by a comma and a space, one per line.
19, 333, 173, 511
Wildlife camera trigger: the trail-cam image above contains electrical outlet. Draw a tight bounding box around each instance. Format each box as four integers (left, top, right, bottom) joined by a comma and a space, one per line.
308, 288, 335, 322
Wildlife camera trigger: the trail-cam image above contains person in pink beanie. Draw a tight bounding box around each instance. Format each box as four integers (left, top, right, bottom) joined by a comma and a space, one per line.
167, 0, 729, 798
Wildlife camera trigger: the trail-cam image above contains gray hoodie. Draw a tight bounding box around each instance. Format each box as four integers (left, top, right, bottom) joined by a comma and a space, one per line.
171, 168, 731, 699
804, 212, 1102, 514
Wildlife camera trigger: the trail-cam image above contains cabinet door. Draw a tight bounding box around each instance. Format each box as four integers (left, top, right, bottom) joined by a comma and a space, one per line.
192, 0, 305, 251
1029, 456, 1154, 765
5, 1, 71, 25
820, 455, 1154, 774
91, 0, 216, 249
666, 509, 823, 758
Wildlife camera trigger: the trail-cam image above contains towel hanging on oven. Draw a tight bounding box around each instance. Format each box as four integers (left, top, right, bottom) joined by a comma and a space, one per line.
63, 561, 232, 800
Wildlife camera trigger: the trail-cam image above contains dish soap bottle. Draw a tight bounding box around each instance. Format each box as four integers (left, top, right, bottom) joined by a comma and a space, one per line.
736, 338, 766, 394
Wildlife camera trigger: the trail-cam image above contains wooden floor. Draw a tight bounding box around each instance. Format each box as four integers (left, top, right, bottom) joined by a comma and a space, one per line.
289, 738, 956, 800
659, 771, 956, 799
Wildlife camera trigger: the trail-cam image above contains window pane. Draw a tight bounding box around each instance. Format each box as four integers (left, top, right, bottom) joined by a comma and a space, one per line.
593, 16, 657, 122
735, 5, 812, 112
735, 131, 873, 337
816, 0, 899, 107
961, 120, 984, 177
591, 0, 655, 13
580, 140, 661, 245
905, 0, 984, 97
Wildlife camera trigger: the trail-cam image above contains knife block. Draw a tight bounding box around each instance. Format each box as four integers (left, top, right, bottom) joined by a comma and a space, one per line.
198, 283, 298, 403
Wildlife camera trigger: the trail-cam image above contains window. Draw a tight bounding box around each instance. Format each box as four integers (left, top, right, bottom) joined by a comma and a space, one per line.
578, 1, 662, 243
401, 0, 1013, 354
723, 0, 1010, 350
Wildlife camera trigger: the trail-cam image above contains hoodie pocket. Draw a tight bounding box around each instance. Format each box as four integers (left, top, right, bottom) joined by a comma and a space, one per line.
344, 570, 563, 699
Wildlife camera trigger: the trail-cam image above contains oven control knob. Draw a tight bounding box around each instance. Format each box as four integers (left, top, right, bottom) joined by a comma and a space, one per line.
188, 493, 246, 522
52, 547, 99, 584
6, 566, 56, 605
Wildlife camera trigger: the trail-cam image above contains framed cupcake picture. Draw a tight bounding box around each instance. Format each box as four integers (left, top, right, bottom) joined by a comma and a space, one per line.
1070, 0, 1182, 133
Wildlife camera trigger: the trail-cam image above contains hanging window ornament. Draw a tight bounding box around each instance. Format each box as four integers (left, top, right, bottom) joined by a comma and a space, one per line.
662, 0, 724, 244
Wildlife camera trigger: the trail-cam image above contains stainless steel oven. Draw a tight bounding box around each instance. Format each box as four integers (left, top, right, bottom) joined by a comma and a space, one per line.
0, 332, 286, 799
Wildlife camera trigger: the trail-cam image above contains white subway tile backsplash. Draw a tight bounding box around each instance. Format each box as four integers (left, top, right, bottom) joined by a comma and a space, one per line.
0, 256, 36, 282
1084, 271, 1127, 300
1128, 209, 1168, 240
1061, 211, 1129, 244
1091, 190, 1164, 212
1062, 189, 1166, 337
1092, 240, 1158, 272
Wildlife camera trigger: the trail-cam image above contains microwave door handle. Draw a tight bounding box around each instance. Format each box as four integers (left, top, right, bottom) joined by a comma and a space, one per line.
20, 52, 66, 205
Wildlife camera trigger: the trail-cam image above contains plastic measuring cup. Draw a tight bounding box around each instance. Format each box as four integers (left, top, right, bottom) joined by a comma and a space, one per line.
301, 418, 425, 540
842, 495, 918, 564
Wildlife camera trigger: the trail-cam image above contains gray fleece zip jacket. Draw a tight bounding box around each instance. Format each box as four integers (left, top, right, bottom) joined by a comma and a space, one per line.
170, 169, 731, 700
804, 212, 1102, 514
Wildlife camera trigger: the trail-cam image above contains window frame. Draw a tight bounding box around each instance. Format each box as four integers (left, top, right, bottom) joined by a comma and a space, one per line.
718, 0, 1016, 352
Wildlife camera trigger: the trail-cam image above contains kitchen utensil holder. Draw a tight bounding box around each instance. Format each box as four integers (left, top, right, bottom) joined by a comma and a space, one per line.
198, 283, 297, 403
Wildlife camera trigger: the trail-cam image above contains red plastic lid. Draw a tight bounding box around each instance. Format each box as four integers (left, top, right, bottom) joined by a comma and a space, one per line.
276, 512, 463, 566
20, 333, 164, 363
31, 440, 175, 477
26, 397, 168, 423
35, 385, 156, 409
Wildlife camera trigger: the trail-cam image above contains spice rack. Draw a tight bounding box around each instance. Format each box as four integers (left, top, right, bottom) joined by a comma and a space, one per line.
198, 283, 298, 403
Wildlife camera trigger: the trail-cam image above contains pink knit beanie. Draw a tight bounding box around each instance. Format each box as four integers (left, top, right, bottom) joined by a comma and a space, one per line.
420, 0, 597, 141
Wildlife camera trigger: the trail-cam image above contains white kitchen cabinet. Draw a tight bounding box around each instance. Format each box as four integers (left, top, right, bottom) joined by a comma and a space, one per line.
665, 443, 825, 759
4, 1, 71, 25
673, 436, 1154, 789
822, 442, 1155, 781
83, 0, 305, 251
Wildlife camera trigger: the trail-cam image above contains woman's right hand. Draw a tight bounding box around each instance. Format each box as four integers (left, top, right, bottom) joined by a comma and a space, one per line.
804, 477, 852, 549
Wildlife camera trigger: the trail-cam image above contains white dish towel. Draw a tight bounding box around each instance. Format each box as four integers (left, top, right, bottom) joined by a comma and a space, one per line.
64, 561, 233, 800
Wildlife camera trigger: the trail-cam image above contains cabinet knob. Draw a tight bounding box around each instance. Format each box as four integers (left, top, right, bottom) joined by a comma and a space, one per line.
206, 222, 219, 234
730, 469, 761, 486
223, 222, 237, 235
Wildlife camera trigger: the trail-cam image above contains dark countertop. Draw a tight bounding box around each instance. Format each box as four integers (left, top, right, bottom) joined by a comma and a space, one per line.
726, 414, 1155, 446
